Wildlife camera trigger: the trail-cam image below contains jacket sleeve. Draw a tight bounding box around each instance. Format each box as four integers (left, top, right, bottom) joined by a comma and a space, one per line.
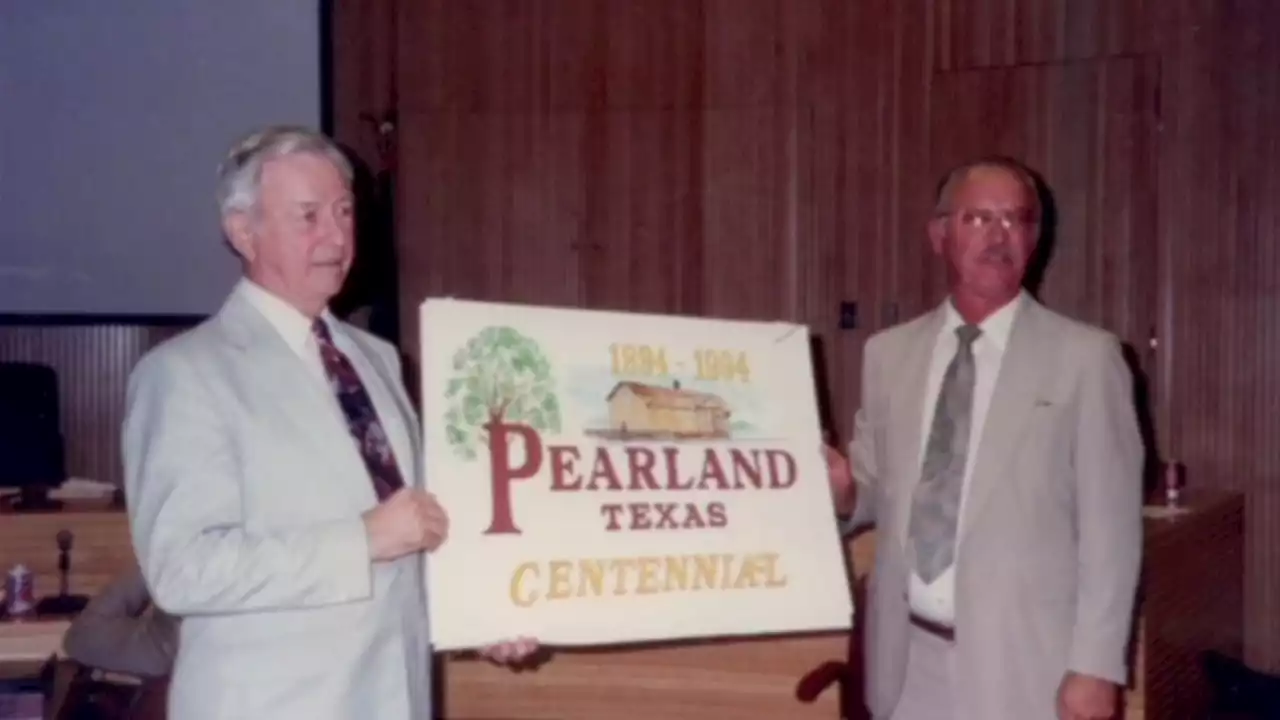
1067, 336, 1144, 683
840, 336, 882, 536
122, 349, 374, 617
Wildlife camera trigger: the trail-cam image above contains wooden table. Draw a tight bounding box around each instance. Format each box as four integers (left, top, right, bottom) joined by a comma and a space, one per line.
0, 621, 68, 720
0, 503, 130, 718
0, 621, 68, 664
1125, 491, 1245, 719
0, 502, 133, 601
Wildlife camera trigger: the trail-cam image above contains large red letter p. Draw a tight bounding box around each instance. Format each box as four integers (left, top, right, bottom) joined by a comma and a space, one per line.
483, 420, 544, 535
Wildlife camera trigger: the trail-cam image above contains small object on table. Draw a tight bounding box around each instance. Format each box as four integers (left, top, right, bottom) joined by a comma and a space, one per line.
34, 531, 88, 617
1164, 460, 1184, 508
1143, 460, 1190, 520
2, 566, 35, 620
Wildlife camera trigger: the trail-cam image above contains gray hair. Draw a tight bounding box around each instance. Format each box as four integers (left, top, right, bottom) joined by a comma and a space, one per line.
933, 155, 1041, 216
215, 125, 353, 217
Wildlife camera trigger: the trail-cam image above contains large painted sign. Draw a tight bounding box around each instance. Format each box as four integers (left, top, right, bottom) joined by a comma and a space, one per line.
420, 299, 852, 650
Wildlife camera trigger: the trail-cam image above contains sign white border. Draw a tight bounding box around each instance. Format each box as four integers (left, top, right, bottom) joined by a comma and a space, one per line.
420, 298, 853, 650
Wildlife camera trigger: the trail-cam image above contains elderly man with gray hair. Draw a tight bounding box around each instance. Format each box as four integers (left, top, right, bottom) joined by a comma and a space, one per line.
122, 125, 538, 720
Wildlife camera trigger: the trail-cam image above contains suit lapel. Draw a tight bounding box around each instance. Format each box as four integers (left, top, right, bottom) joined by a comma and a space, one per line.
958, 300, 1049, 543
215, 292, 373, 506
890, 309, 946, 549
346, 330, 423, 478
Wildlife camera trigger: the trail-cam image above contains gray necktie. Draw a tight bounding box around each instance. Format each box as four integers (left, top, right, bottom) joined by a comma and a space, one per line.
908, 324, 982, 583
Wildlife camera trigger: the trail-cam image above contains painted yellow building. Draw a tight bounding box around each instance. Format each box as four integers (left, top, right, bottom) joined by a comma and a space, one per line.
605, 380, 731, 439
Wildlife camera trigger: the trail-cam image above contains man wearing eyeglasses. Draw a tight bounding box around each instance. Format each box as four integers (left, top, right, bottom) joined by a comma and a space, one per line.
825, 157, 1143, 720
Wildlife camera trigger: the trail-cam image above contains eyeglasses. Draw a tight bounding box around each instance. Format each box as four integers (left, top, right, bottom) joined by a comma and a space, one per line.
942, 208, 1039, 233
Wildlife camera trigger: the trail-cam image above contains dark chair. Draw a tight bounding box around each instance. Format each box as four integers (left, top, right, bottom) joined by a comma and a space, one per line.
1203, 650, 1280, 719
794, 577, 871, 719
0, 668, 45, 719
0, 362, 66, 511
47, 658, 165, 720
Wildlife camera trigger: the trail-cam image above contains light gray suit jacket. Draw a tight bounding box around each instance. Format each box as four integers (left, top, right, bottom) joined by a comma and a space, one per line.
845, 297, 1143, 719
122, 286, 431, 720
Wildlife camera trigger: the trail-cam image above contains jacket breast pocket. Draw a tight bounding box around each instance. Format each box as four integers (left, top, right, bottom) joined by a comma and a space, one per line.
1018, 399, 1075, 470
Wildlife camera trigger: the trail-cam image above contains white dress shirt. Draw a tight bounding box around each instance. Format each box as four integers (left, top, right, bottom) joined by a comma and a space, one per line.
237, 279, 415, 485
907, 291, 1024, 625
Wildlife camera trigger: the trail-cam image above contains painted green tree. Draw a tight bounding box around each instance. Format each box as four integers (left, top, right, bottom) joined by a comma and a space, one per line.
443, 326, 562, 461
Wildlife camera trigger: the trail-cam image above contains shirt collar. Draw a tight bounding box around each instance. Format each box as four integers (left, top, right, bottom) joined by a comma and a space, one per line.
940, 290, 1024, 352
236, 278, 335, 356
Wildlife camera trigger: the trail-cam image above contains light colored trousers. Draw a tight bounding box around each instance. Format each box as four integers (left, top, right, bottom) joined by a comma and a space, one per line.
886, 628, 956, 720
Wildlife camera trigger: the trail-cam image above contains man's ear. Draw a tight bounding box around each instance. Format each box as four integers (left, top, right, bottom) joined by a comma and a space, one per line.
926, 216, 947, 256
222, 211, 255, 261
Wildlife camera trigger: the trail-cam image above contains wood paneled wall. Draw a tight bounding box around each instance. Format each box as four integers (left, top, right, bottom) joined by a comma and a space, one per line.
334, 0, 1280, 669
382, 0, 945, 448
0, 324, 188, 488
1157, 0, 1280, 668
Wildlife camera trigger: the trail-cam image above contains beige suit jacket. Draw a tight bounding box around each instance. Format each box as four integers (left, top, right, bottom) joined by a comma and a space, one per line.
123, 286, 431, 720
845, 297, 1144, 719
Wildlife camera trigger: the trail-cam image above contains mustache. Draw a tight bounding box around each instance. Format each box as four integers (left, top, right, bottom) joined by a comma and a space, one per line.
978, 247, 1013, 263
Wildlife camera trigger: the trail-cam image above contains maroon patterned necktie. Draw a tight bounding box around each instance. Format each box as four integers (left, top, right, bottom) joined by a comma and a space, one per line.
312, 319, 405, 501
